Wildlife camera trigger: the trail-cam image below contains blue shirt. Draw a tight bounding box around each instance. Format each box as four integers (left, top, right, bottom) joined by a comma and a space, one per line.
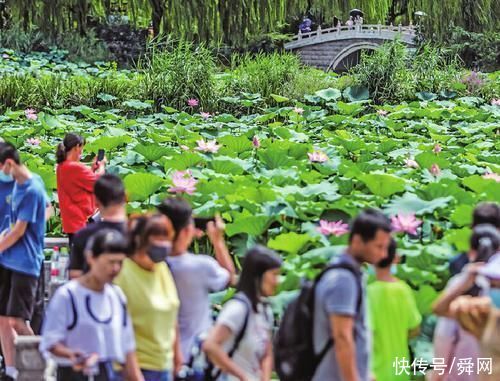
0, 174, 48, 277
312, 253, 369, 381
0, 180, 14, 232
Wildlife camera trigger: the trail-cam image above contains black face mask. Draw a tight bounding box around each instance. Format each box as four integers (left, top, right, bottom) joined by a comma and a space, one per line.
147, 244, 171, 263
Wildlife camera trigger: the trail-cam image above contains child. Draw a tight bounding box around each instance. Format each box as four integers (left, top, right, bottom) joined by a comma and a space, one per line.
368, 238, 422, 381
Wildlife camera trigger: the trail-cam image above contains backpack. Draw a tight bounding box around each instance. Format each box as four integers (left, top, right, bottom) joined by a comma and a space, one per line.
176, 293, 251, 381
274, 262, 363, 381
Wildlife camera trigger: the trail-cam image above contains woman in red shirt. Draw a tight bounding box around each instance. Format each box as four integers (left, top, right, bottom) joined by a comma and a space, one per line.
56, 133, 106, 244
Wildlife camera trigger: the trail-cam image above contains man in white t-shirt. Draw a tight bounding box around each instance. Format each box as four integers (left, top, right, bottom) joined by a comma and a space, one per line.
158, 197, 237, 360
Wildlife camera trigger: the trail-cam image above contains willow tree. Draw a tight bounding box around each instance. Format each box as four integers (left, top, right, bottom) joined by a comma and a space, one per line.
2, 0, 498, 45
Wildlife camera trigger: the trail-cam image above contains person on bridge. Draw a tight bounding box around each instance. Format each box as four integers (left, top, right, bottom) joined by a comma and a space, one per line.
299, 16, 312, 33
346, 16, 354, 29
56, 133, 106, 247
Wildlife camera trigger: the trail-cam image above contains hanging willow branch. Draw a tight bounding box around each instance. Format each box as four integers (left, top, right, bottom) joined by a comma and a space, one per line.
2, 0, 498, 45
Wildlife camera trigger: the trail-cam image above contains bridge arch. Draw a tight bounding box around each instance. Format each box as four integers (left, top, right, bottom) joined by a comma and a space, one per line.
327, 42, 380, 71
284, 24, 415, 71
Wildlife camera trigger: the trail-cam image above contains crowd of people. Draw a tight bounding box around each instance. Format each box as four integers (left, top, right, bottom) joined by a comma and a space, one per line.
0, 134, 499, 381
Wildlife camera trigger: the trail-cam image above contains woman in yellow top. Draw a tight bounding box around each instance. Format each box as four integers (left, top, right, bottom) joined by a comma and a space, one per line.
115, 213, 181, 381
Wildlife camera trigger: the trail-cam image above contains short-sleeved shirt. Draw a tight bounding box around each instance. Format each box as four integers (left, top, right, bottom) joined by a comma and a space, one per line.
114, 259, 179, 371
39, 280, 136, 366
312, 253, 368, 381
0, 174, 47, 277
432, 275, 481, 381
367, 279, 422, 381
57, 161, 98, 234
217, 294, 272, 381
69, 220, 126, 273
0, 179, 14, 232
166, 253, 230, 359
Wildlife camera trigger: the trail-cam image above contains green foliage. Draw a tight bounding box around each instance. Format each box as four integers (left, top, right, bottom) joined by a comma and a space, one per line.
444, 26, 500, 71
0, 24, 111, 63
138, 39, 216, 111
351, 41, 465, 104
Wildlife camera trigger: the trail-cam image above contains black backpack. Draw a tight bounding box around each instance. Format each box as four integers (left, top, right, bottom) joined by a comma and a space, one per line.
274, 262, 363, 381
176, 293, 251, 381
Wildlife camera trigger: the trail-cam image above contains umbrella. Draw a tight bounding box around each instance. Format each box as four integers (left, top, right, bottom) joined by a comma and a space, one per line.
349, 9, 364, 18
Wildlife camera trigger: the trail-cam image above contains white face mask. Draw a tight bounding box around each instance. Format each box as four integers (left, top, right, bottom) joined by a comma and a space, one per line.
0, 171, 13, 183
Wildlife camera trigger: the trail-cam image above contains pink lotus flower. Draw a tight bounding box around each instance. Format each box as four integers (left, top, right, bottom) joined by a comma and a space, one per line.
391, 214, 422, 235
169, 170, 197, 195
483, 172, 500, 182
252, 135, 260, 148
180, 145, 190, 151
293, 107, 304, 114
26, 138, 41, 146
25, 108, 37, 120
200, 112, 211, 119
404, 158, 419, 169
2, 54, 9, 59
317, 220, 349, 236
491, 99, 500, 106
377, 109, 388, 116
433, 143, 442, 154
196, 139, 220, 153
430, 163, 441, 176
187, 98, 199, 107
308, 151, 328, 163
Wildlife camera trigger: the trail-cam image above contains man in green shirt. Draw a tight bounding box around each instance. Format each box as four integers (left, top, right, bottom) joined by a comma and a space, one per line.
368, 239, 422, 381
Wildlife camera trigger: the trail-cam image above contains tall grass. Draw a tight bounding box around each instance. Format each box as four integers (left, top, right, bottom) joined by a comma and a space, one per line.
351, 41, 463, 104
137, 39, 216, 111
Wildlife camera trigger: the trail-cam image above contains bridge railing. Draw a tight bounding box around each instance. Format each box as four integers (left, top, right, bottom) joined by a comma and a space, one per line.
292, 23, 415, 41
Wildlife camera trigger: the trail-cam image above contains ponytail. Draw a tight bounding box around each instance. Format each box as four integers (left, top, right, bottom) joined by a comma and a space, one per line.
471, 224, 500, 263
56, 133, 85, 164
56, 143, 67, 164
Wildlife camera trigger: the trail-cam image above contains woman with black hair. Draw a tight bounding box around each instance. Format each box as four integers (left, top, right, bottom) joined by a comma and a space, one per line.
40, 229, 143, 381
203, 246, 282, 381
56, 133, 106, 244
114, 213, 181, 381
431, 224, 500, 381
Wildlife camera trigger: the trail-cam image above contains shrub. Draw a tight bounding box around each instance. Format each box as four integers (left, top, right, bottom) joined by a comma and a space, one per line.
350, 41, 414, 104
227, 52, 302, 99
350, 41, 463, 104
0, 24, 111, 63
137, 39, 216, 111
444, 26, 500, 72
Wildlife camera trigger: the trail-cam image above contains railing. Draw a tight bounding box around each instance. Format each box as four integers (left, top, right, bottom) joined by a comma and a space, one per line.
291, 23, 415, 41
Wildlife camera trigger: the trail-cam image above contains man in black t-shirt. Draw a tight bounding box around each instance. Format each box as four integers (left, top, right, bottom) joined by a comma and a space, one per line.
68, 174, 127, 278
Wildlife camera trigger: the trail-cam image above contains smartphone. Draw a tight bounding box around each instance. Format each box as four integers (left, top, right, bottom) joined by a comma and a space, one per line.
96, 149, 105, 163
194, 217, 214, 231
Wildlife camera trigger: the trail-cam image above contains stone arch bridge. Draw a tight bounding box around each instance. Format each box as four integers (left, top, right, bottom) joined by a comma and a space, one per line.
284, 24, 416, 71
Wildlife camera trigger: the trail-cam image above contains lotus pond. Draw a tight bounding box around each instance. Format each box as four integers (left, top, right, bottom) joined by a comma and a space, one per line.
1, 53, 499, 362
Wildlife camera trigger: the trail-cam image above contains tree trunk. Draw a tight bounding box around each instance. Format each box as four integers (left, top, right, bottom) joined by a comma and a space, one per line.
149, 0, 165, 36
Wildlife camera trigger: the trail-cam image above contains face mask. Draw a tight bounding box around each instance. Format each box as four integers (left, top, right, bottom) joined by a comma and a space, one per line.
489, 288, 500, 309
0, 171, 13, 183
147, 244, 171, 263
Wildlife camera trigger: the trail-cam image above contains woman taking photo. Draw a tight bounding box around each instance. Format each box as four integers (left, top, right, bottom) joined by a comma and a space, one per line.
203, 246, 282, 381
40, 229, 143, 381
114, 214, 182, 381
56, 133, 106, 245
